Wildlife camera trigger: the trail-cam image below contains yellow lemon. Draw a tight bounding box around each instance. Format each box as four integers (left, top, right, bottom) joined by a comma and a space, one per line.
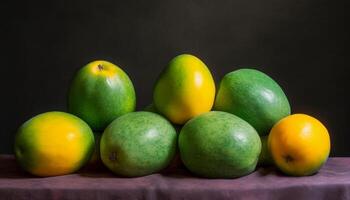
268, 114, 330, 176
14, 111, 94, 177
153, 54, 215, 124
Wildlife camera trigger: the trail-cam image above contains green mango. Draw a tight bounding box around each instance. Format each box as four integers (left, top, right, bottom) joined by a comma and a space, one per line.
214, 69, 291, 135
100, 111, 177, 177
68, 60, 136, 131
179, 111, 261, 178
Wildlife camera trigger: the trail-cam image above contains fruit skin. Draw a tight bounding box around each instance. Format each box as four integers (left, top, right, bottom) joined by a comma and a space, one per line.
14, 111, 95, 177
144, 103, 158, 113
214, 68, 290, 135
100, 111, 177, 177
88, 132, 102, 166
268, 114, 331, 176
143, 103, 184, 170
68, 60, 136, 131
179, 111, 261, 178
258, 135, 273, 166
153, 54, 216, 125
143, 102, 182, 133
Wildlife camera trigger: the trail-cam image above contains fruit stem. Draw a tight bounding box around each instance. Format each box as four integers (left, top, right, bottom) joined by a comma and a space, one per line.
97, 64, 104, 71
284, 155, 294, 163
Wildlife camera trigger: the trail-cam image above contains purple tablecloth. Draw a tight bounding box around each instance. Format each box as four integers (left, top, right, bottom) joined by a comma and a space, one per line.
0, 155, 349, 200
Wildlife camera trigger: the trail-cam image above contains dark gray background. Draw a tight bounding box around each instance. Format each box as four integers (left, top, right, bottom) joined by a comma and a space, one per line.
1, 0, 347, 155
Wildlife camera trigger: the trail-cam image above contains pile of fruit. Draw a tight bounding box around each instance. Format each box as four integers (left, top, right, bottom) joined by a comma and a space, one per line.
14, 54, 330, 178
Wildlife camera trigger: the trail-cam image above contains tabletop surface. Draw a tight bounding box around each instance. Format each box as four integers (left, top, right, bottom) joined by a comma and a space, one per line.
1, 155, 350, 200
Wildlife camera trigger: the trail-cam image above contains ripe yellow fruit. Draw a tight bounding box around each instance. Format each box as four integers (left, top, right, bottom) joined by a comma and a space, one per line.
153, 54, 216, 124
14, 111, 95, 177
268, 114, 330, 176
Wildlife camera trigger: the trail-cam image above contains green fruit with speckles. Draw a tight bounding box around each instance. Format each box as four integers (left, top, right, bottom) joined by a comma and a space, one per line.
214, 69, 291, 135
143, 103, 183, 133
68, 60, 136, 131
179, 111, 261, 178
100, 111, 177, 177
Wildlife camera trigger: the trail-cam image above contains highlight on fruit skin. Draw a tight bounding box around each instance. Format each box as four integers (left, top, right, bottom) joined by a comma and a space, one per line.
153, 54, 216, 125
214, 68, 291, 136
14, 111, 95, 177
268, 114, 331, 176
68, 60, 136, 131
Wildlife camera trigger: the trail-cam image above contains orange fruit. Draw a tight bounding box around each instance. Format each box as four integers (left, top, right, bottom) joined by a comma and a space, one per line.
268, 114, 330, 176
